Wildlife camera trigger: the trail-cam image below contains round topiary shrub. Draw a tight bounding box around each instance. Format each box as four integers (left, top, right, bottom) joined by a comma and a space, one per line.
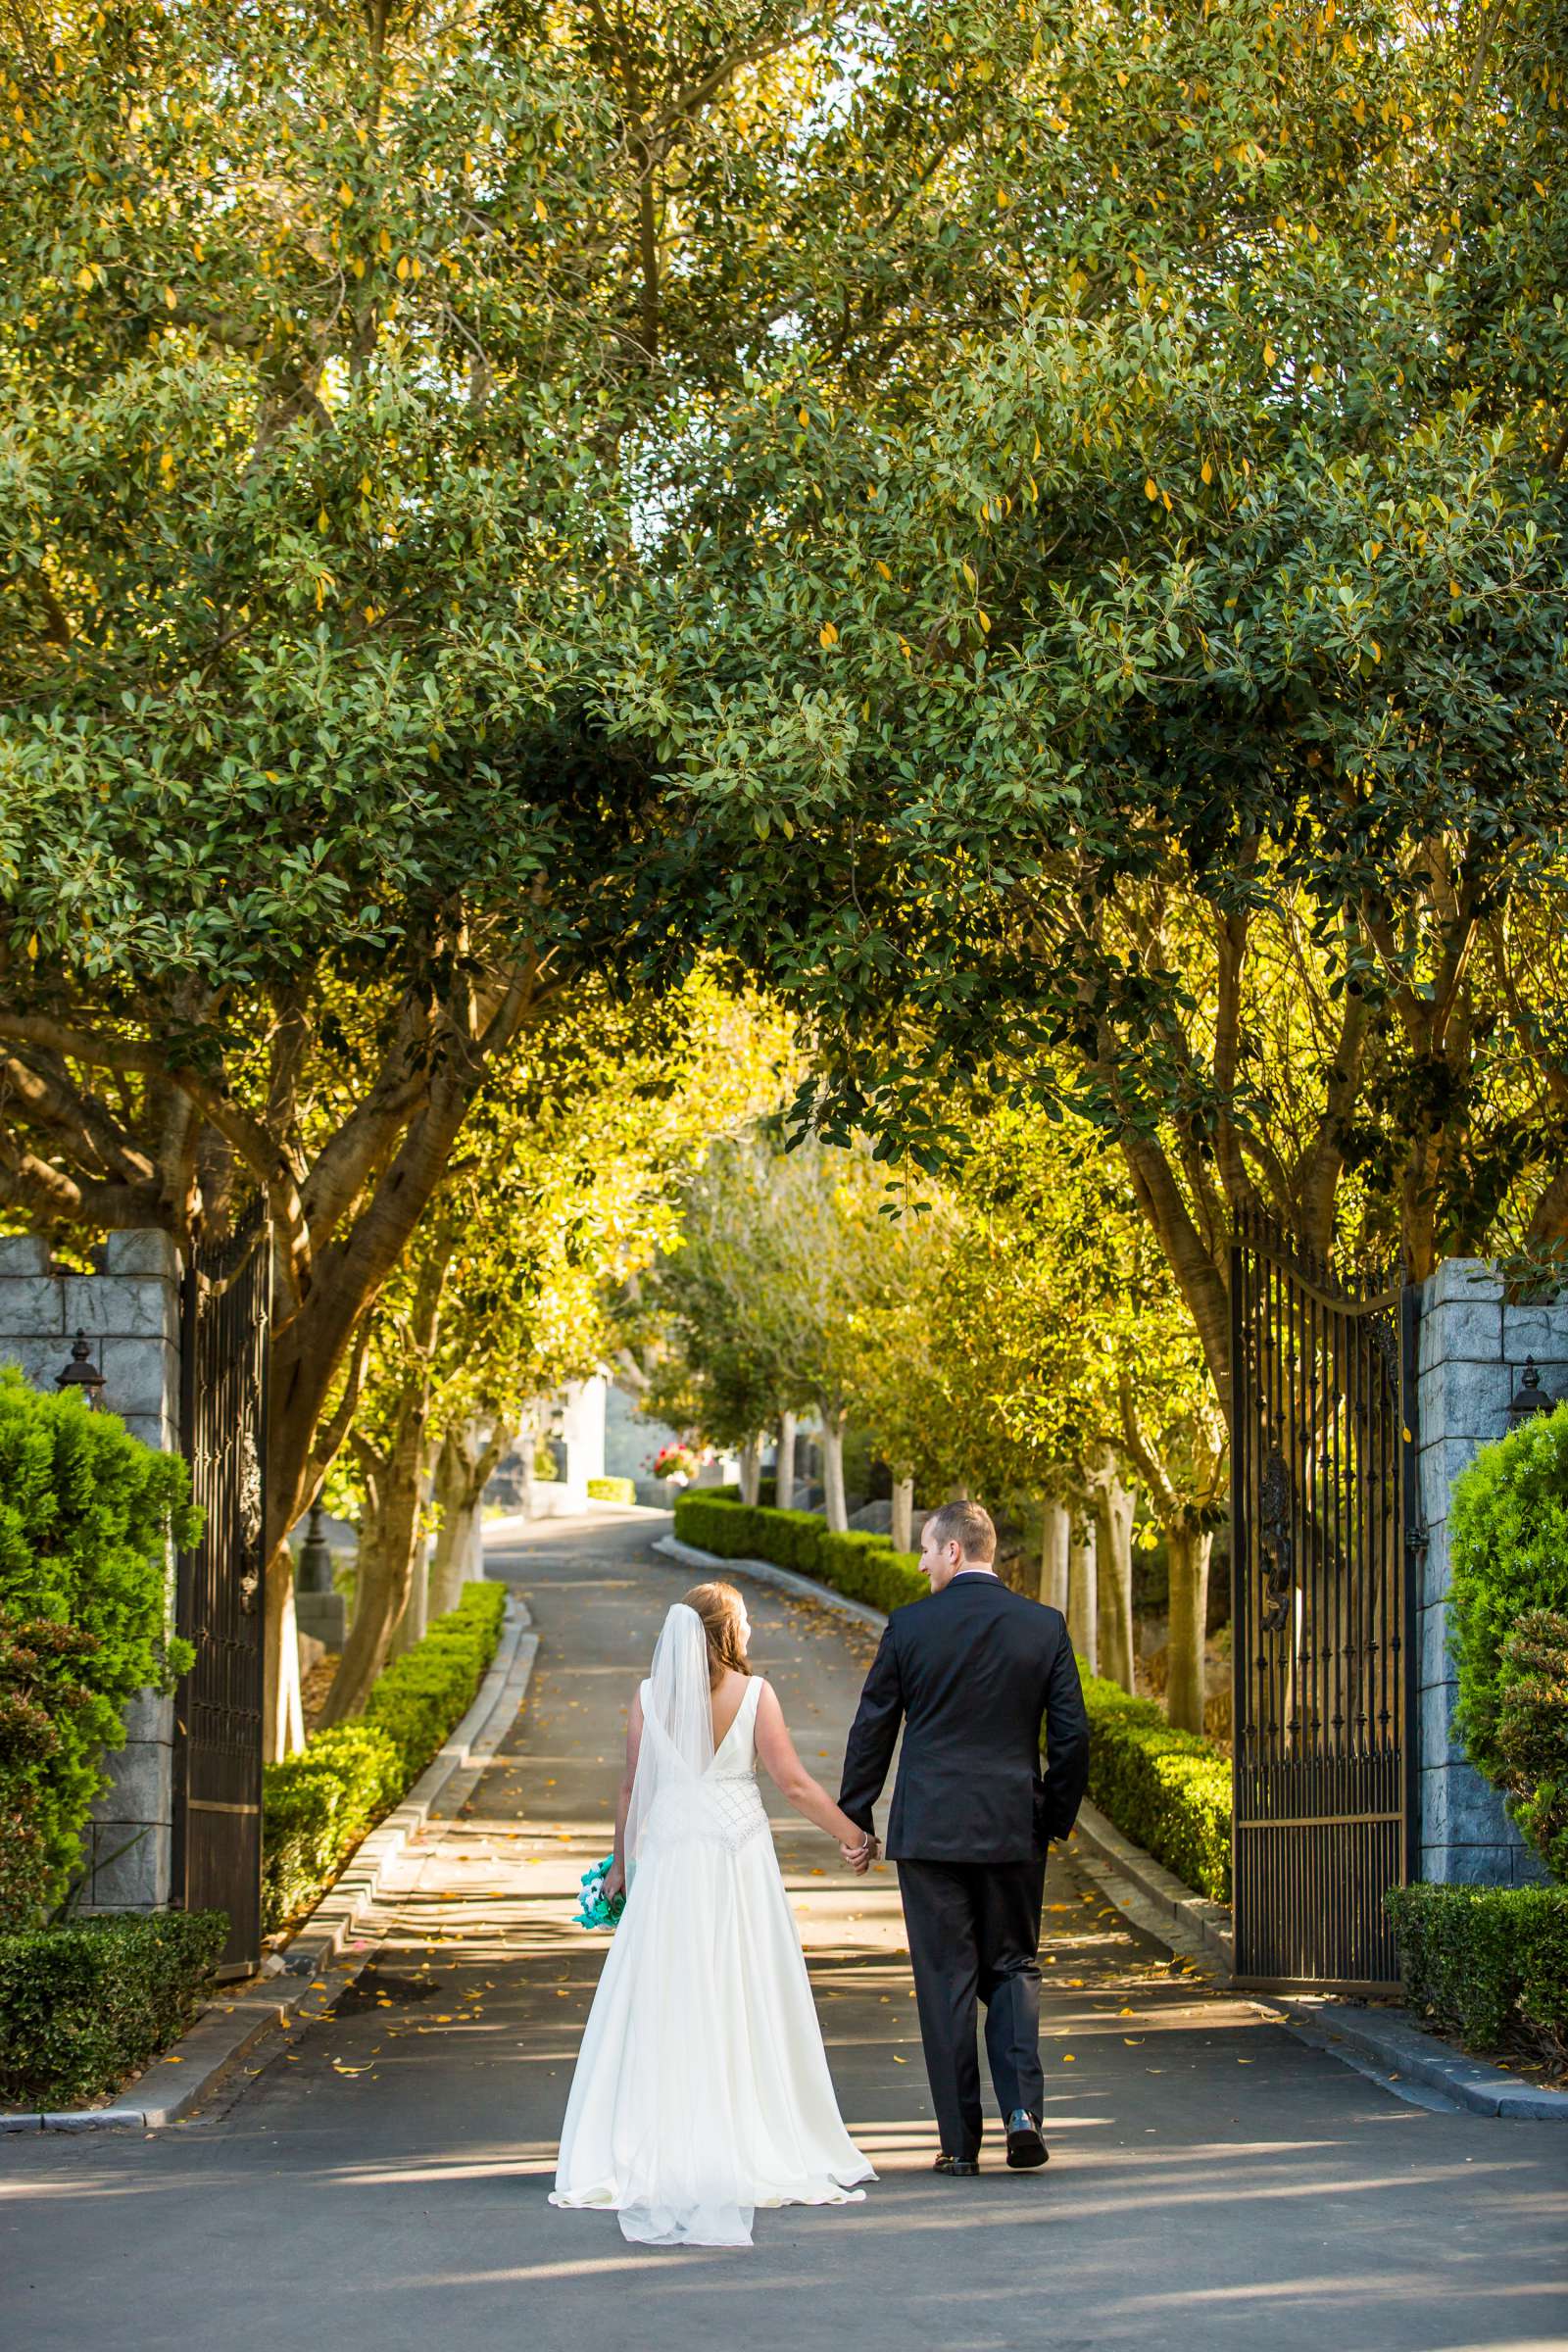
1448, 1401, 1568, 1881
0, 1368, 201, 1926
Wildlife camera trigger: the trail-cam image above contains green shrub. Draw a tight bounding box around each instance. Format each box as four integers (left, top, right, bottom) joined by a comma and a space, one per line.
1495, 1611, 1568, 1885
673, 1492, 925, 1608
366, 1579, 507, 1778
261, 1722, 404, 1933
1449, 1402, 1568, 1876
1386, 1882, 1568, 2066
1076, 1671, 1233, 1903
816, 1530, 927, 1613
260, 1580, 506, 1935
0, 1909, 227, 2109
0, 1367, 202, 1927
587, 1475, 636, 1504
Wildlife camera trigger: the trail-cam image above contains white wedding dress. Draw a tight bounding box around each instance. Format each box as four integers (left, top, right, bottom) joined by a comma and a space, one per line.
551, 1605, 874, 2247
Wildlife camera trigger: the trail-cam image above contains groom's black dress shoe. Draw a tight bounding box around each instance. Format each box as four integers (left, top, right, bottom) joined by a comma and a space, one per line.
1004, 2110, 1049, 2169
933, 2154, 980, 2177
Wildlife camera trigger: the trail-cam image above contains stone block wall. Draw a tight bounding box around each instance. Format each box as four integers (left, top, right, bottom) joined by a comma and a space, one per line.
0, 1229, 183, 1911
1413, 1258, 1562, 1886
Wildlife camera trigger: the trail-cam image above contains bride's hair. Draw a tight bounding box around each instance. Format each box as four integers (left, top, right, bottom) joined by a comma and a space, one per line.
680, 1582, 751, 1689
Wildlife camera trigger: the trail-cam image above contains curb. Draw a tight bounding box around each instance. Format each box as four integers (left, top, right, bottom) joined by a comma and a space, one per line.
2, 1588, 539, 2135
1253, 1995, 1568, 2121
653, 1532, 891, 1633
1068, 1798, 1236, 1976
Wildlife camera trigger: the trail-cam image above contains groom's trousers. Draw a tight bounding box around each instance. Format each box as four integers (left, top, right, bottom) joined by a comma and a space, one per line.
898, 1854, 1049, 2160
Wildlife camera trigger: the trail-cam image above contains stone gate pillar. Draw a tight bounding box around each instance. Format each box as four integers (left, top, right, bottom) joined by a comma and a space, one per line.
0, 1230, 182, 1911
1414, 1259, 1562, 1886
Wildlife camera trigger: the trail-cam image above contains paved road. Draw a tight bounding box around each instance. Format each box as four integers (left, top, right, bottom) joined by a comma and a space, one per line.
4, 1514, 1566, 2352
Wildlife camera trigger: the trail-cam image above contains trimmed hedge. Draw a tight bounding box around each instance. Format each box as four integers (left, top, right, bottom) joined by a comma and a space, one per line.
1077, 1672, 1233, 1903
261, 1580, 507, 1935
587, 1476, 636, 1504
672, 1491, 926, 1612
0, 1909, 227, 2109
1386, 1883, 1568, 2067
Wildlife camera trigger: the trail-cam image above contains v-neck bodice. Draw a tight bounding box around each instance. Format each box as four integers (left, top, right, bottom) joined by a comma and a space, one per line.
708, 1676, 763, 1779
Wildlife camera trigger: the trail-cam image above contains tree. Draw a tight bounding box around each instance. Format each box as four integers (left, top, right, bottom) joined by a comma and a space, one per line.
2, 0, 1067, 1735
316, 977, 783, 1723
650, 1130, 914, 1530
595, 0, 1568, 1424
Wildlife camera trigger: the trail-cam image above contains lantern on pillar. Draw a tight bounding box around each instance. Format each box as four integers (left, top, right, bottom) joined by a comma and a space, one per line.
56, 1330, 106, 1410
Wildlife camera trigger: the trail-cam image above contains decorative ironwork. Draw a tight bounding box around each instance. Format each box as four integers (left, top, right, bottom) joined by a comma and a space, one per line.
171, 1204, 271, 1977
1257, 1443, 1295, 1634
1229, 1205, 1418, 1994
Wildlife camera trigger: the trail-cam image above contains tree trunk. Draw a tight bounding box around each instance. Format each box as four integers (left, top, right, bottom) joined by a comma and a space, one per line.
463, 1503, 486, 1584
392, 1528, 430, 1658
259, 1008, 530, 1755
891, 1471, 914, 1555
1067, 1508, 1098, 1672
739, 1434, 762, 1507
429, 1414, 514, 1618
1092, 1472, 1137, 1692
821, 1414, 849, 1534
1038, 1497, 1070, 1614
776, 1410, 797, 1512
1165, 1520, 1212, 1734
427, 1426, 468, 1622
318, 1392, 429, 1724
263, 1548, 305, 1762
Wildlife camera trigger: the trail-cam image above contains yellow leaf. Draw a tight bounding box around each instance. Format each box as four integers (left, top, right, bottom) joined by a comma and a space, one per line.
318, 507, 329, 530
1263, 341, 1276, 367
1200, 459, 1213, 485
74, 264, 95, 291
960, 559, 977, 590
159, 450, 174, 478
1145, 477, 1158, 500
534, 196, 548, 221
377, 228, 391, 255
875, 560, 892, 581
164, 286, 177, 310
338, 181, 353, 206
25, 933, 38, 961
396, 254, 409, 280
996, 185, 1009, 209
1369, 640, 1382, 662
1061, 2053, 1076, 2062
351, 257, 366, 278
977, 610, 991, 633
1033, 431, 1042, 460
798, 405, 810, 429
360, 473, 372, 495
818, 620, 839, 649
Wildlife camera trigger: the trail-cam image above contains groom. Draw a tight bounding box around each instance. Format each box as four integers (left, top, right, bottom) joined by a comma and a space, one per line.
838, 1500, 1090, 2176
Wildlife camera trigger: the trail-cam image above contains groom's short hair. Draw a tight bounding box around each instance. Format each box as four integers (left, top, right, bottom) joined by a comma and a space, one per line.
923, 1500, 997, 1563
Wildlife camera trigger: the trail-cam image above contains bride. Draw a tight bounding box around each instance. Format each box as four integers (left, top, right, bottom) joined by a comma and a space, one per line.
551, 1582, 877, 2247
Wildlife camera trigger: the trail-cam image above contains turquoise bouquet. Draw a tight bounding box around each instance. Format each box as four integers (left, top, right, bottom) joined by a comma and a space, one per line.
575, 1854, 626, 1932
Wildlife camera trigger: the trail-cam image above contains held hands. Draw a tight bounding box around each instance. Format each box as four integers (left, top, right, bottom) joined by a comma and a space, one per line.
840, 1831, 879, 1876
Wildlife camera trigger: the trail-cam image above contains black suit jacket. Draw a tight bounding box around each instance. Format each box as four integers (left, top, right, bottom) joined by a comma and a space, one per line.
839, 1573, 1091, 1864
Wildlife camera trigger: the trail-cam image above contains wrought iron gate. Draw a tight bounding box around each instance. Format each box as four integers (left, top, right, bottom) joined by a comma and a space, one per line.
172, 1206, 270, 1976
1229, 1209, 1419, 1992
